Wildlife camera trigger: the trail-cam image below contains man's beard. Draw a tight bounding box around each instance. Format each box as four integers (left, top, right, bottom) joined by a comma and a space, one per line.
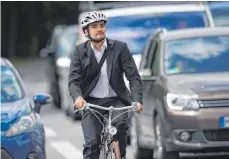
92, 36, 105, 43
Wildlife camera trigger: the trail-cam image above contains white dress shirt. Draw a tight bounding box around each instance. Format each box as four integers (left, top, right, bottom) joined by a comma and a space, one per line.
89, 39, 117, 98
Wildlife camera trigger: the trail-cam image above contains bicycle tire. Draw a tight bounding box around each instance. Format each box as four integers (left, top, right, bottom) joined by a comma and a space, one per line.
107, 141, 121, 159
99, 144, 106, 159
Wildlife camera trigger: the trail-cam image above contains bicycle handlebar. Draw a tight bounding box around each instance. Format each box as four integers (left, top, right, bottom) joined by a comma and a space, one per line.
74, 102, 138, 113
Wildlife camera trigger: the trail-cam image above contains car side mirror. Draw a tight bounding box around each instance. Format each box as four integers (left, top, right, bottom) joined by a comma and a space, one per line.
40, 47, 54, 58
33, 93, 52, 113
139, 68, 152, 76
139, 68, 157, 81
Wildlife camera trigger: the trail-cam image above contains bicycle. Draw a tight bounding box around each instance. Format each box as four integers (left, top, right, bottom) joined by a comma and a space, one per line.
74, 102, 140, 159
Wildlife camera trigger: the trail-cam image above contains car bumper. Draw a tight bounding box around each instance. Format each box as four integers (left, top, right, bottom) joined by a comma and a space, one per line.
162, 107, 229, 152
1, 128, 46, 159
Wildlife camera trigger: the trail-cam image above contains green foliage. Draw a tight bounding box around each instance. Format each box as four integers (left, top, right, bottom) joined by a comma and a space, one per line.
1, 2, 80, 58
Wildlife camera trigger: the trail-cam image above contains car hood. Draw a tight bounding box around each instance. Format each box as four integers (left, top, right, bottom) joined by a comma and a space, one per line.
1, 98, 32, 132
166, 72, 229, 100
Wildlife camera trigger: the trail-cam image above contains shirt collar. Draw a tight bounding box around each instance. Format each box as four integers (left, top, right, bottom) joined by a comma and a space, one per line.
91, 38, 107, 53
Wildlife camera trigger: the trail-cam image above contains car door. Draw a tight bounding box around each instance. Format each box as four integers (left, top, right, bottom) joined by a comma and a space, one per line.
149, 39, 168, 120
141, 37, 159, 112
137, 38, 159, 135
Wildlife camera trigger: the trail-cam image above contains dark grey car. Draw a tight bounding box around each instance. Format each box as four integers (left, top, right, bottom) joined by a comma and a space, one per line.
131, 27, 229, 159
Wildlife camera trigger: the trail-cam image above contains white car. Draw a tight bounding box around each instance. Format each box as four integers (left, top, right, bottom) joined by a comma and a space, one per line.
54, 25, 83, 120
78, 2, 216, 151
79, 2, 215, 90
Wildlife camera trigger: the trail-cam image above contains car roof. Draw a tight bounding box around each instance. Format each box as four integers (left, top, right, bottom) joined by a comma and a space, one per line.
160, 27, 229, 41
0, 57, 12, 68
1, 57, 7, 66
101, 3, 207, 17
79, 3, 208, 22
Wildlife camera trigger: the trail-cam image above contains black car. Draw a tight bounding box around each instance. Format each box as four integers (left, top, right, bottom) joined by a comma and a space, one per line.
131, 27, 229, 159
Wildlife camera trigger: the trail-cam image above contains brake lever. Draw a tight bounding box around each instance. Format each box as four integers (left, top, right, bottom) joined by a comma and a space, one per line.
132, 103, 144, 116
74, 103, 88, 113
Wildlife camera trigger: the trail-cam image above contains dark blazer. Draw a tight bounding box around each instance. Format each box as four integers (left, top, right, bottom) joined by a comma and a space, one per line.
68, 38, 143, 105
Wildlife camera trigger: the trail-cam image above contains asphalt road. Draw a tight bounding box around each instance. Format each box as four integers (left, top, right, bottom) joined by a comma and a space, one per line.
13, 57, 229, 159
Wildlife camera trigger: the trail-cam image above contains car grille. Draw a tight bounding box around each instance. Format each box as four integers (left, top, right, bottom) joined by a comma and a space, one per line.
203, 129, 229, 141
198, 99, 229, 108
1, 148, 13, 159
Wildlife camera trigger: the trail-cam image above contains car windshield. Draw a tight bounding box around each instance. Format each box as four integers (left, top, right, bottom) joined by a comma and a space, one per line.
57, 32, 78, 57
164, 35, 229, 74
1, 66, 24, 103
106, 11, 207, 55
209, 2, 229, 26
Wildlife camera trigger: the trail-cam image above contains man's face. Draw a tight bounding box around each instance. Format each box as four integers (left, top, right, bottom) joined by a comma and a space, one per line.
88, 21, 106, 41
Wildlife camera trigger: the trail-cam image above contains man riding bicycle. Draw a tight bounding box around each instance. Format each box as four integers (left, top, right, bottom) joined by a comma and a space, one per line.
68, 11, 143, 159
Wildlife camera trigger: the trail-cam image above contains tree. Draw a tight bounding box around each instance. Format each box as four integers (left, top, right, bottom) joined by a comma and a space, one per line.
1, 1, 80, 58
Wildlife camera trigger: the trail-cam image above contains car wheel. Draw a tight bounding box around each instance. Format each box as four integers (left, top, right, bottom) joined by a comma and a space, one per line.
131, 116, 153, 159
65, 106, 70, 116
127, 134, 131, 145
72, 111, 82, 121
127, 116, 131, 145
153, 115, 179, 159
51, 83, 61, 108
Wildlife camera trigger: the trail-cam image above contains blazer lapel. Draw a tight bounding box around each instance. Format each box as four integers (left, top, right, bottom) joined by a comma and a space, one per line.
83, 41, 94, 68
85, 41, 92, 58
106, 38, 115, 81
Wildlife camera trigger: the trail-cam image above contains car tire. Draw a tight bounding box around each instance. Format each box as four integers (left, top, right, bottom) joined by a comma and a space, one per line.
65, 106, 70, 116
67, 105, 82, 121
51, 83, 61, 109
72, 111, 82, 121
153, 114, 179, 159
131, 116, 153, 159
127, 135, 131, 145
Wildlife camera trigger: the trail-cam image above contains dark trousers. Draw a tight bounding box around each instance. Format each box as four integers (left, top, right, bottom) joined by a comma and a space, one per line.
81, 97, 128, 159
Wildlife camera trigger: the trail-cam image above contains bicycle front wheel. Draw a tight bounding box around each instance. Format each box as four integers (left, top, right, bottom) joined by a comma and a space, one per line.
107, 141, 121, 159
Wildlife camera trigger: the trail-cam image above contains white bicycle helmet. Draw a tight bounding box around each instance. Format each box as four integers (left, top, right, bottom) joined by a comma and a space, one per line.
81, 11, 108, 29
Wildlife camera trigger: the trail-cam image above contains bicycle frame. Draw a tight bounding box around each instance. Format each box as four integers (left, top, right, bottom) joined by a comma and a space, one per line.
74, 103, 138, 153
88, 105, 136, 139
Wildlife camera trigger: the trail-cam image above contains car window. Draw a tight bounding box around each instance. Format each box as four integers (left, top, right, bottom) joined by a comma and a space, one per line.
141, 40, 153, 69
106, 11, 208, 55
164, 35, 229, 74
145, 40, 157, 69
1, 66, 24, 103
151, 41, 160, 76
209, 2, 229, 26
57, 32, 78, 57
148, 42, 158, 69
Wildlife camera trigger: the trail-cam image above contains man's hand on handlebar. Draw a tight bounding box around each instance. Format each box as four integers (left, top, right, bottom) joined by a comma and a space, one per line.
74, 96, 86, 109
133, 102, 143, 112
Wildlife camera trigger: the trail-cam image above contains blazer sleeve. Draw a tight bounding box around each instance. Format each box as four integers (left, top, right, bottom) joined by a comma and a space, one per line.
68, 45, 83, 102
120, 42, 143, 105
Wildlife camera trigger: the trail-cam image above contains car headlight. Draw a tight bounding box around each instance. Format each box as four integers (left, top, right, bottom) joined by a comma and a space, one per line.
56, 57, 71, 68
6, 113, 36, 137
166, 93, 199, 111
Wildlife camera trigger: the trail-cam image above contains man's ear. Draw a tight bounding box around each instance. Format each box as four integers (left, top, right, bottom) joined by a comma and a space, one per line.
83, 29, 88, 36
